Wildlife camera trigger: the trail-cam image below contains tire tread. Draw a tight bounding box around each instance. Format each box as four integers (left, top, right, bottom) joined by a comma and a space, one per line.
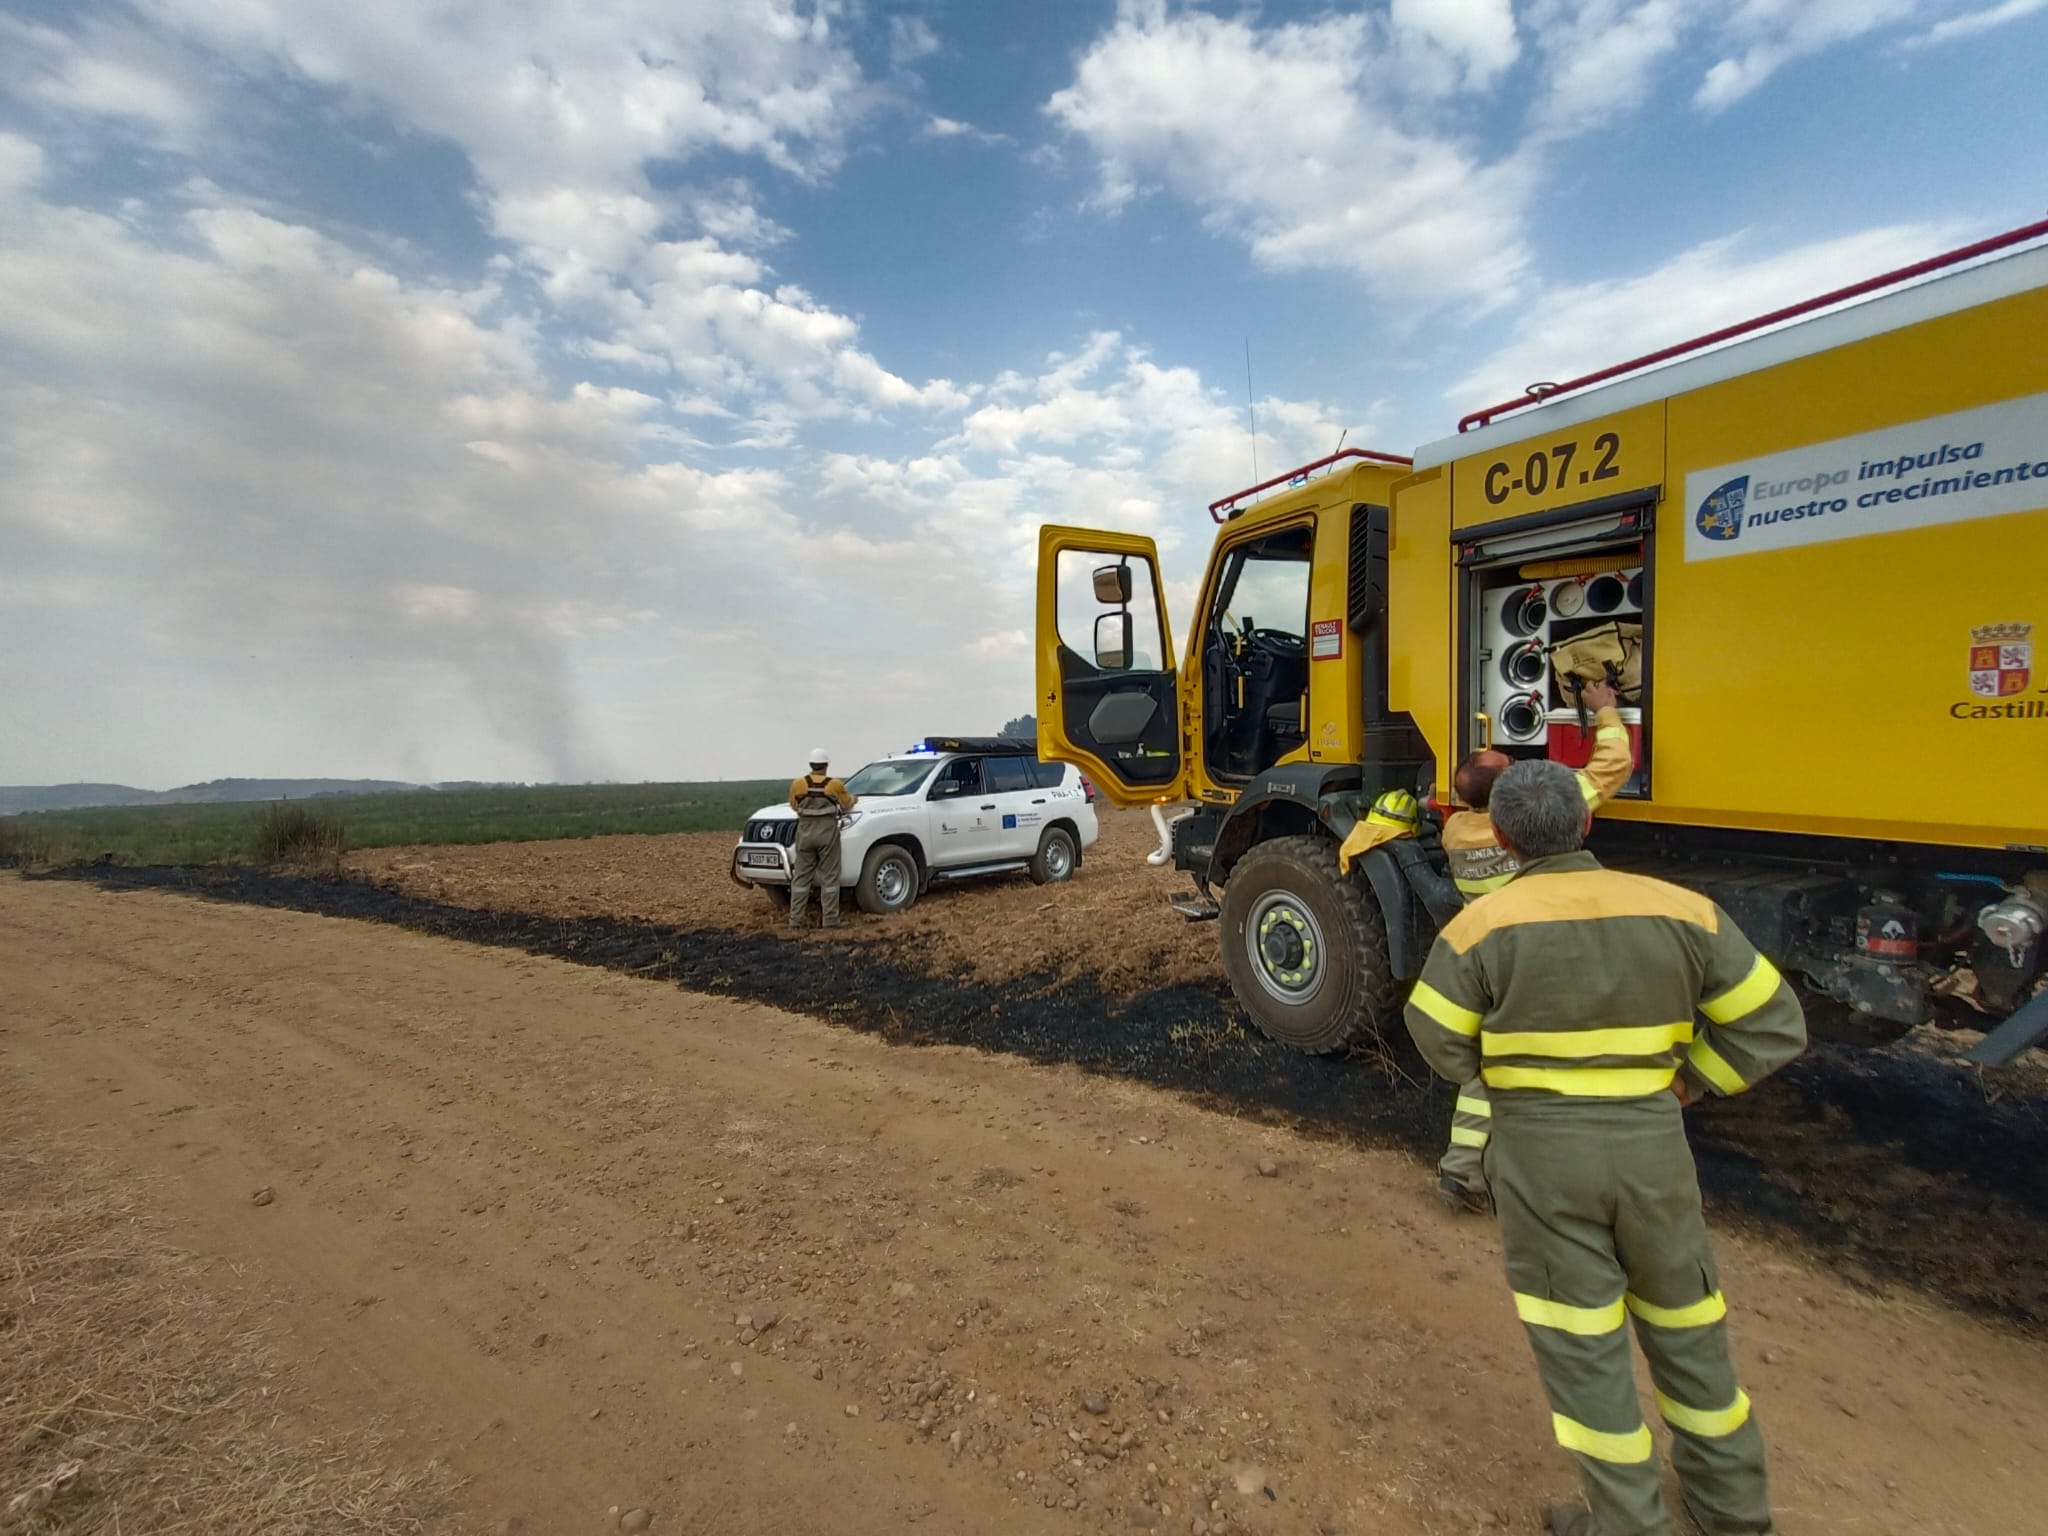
1218, 834, 1398, 1054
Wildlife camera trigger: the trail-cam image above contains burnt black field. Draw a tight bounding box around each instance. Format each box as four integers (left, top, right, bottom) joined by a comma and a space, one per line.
36, 861, 2048, 1329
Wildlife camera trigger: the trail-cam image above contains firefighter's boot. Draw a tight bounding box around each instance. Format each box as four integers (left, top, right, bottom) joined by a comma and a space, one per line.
1437, 1173, 1491, 1216
1547, 1506, 1601, 1536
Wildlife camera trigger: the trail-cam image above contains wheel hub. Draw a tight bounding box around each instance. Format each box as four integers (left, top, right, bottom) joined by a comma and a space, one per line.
1260, 922, 1305, 971
877, 859, 910, 903
1246, 893, 1325, 1004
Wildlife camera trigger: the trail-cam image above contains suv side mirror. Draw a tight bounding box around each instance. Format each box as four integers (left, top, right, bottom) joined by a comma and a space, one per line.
1094, 611, 1132, 670
1093, 564, 1133, 605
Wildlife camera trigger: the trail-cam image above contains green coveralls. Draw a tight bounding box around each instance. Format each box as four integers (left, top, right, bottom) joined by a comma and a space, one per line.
788, 773, 851, 925
1437, 709, 1638, 1202
1404, 852, 1807, 1536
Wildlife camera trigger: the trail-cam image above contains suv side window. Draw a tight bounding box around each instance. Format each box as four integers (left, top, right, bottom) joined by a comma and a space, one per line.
1027, 760, 1065, 790
928, 757, 983, 799
984, 757, 1032, 794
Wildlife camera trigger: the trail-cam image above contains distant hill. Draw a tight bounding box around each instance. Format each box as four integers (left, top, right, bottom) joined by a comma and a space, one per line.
0, 778, 426, 816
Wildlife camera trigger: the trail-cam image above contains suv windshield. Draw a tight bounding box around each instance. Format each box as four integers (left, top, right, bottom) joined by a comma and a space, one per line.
843, 759, 937, 797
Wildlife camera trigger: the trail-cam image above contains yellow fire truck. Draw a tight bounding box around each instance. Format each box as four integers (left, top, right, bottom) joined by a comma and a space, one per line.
1036, 219, 2048, 1065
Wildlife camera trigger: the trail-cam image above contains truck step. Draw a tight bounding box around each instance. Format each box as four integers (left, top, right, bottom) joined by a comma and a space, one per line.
1168, 893, 1221, 923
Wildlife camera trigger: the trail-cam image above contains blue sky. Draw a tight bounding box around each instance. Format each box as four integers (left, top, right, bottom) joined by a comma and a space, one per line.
2, 0, 2044, 786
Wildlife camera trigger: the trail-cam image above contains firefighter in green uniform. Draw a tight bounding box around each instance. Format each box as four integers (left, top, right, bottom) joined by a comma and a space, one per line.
1403, 759, 1805, 1536
1438, 678, 1634, 1213
788, 748, 855, 931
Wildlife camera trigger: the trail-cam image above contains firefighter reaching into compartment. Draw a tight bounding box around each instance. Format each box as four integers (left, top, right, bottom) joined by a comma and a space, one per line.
1437, 677, 1634, 1213
788, 748, 856, 931
1404, 758, 1806, 1536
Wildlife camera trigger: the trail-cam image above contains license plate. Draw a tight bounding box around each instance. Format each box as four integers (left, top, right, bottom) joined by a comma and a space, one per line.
739, 850, 781, 868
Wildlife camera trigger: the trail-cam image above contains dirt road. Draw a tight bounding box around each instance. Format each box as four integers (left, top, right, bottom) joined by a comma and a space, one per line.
5, 877, 2047, 1535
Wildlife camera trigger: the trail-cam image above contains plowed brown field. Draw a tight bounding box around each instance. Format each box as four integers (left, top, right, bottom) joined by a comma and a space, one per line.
7, 875, 2048, 1536
349, 807, 1224, 998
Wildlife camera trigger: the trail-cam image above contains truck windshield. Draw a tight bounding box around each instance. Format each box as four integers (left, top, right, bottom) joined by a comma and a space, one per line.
843, 759, 936, 797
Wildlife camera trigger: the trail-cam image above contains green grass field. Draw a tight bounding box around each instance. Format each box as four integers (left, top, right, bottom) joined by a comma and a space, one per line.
1, 780, 789, 867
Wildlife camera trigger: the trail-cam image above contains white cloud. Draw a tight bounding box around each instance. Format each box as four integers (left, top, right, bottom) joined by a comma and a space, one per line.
1694, 0, 1923, 111
0, 14, 207, 148
137, 0, 869, 191
107, 1, 949, 434
0, 182, 740, 780
889, 15, 942, 67
1524, 0, 1695, 139
1907, 0, 2048, 47
1390, 0, 1520, 89
921, 114, 1009, 145
1447, 220, 1963, 412
1045, 1, 1532, 309
0, 133, 45, 197
2, 169, 1261, 785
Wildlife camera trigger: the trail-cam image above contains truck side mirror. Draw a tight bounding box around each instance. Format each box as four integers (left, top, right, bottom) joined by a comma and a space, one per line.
1094, 611, 1133, 670
1093, 565, 1133, 605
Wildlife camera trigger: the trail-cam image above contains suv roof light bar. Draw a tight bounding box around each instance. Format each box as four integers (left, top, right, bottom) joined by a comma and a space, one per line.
1457, 215, 2048, 434
913, 736, 1038, 756
1208, 447, 1415, 523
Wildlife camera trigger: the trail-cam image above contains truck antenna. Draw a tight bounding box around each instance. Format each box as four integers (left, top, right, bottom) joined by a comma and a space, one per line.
1333, 427, 1348, 458
1244, 337, 1258, 486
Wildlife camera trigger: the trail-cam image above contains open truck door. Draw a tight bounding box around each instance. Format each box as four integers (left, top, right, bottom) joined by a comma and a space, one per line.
1036, 526, 1182, 807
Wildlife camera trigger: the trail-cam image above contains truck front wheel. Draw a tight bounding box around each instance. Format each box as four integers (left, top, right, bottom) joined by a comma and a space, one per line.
1218, 835, 1400, 1055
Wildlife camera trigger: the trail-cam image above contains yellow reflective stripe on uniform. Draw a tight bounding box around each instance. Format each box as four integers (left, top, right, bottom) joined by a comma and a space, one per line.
1626, 1291, 1727, 1329
1595, 725, 1629, 742
1686, 1037, 1748, 1094
1454, 872, 1514, 897
1409, 981, 1483, 1037
1577, 771, 1603, 805
1702, 954, 1782, 1024
1552, 1414, 1654, 1464
1656, 1389, 1752, 1439
1449, 1126, 1489, 1148
1455, 1094, 1492, 1118
1483, 1065, 1677, 1097
1513, 1292, 1626, 1336
1482, 1022, 1693, 1059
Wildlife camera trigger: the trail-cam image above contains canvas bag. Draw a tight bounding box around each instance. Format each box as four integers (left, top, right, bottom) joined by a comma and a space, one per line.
1548, 621, 1643, 702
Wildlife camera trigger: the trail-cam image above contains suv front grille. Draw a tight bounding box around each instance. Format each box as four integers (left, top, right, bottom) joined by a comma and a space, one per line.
744, 819, 796, 847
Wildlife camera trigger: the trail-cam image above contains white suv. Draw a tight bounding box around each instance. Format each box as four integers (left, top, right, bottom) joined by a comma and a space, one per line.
730, 737, 1100, 915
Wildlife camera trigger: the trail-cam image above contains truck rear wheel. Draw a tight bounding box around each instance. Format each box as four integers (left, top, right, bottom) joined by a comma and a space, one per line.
1218, 834, 1400, 1055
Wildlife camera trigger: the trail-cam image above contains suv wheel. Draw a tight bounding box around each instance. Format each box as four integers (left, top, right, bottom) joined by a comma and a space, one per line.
1029, 826, 1077, 886
856, 843, 920, 915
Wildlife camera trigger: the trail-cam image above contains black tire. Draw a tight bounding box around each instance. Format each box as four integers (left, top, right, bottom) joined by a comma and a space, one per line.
856, 843, 920, 915
1028, 826, 1078, 886
760, 884, 791, 908
1217, 834, 1400, 1054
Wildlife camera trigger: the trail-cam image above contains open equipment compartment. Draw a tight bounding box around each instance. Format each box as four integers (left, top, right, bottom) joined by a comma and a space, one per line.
1456, 491, 1656, 798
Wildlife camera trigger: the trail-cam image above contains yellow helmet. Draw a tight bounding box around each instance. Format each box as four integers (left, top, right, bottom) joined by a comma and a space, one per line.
1364, 788, 1420, 833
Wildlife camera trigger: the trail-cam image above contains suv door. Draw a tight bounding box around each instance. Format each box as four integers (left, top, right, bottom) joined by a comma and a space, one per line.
1036, 526, 1181, 806
924, 756, 997, 863
981, 754, 1040, 856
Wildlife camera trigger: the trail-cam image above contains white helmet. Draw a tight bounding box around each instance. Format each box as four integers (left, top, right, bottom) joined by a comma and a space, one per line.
808, 746, 829, 766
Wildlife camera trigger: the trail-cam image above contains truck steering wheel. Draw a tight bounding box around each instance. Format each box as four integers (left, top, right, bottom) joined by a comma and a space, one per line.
1243, 625, 1305, 657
